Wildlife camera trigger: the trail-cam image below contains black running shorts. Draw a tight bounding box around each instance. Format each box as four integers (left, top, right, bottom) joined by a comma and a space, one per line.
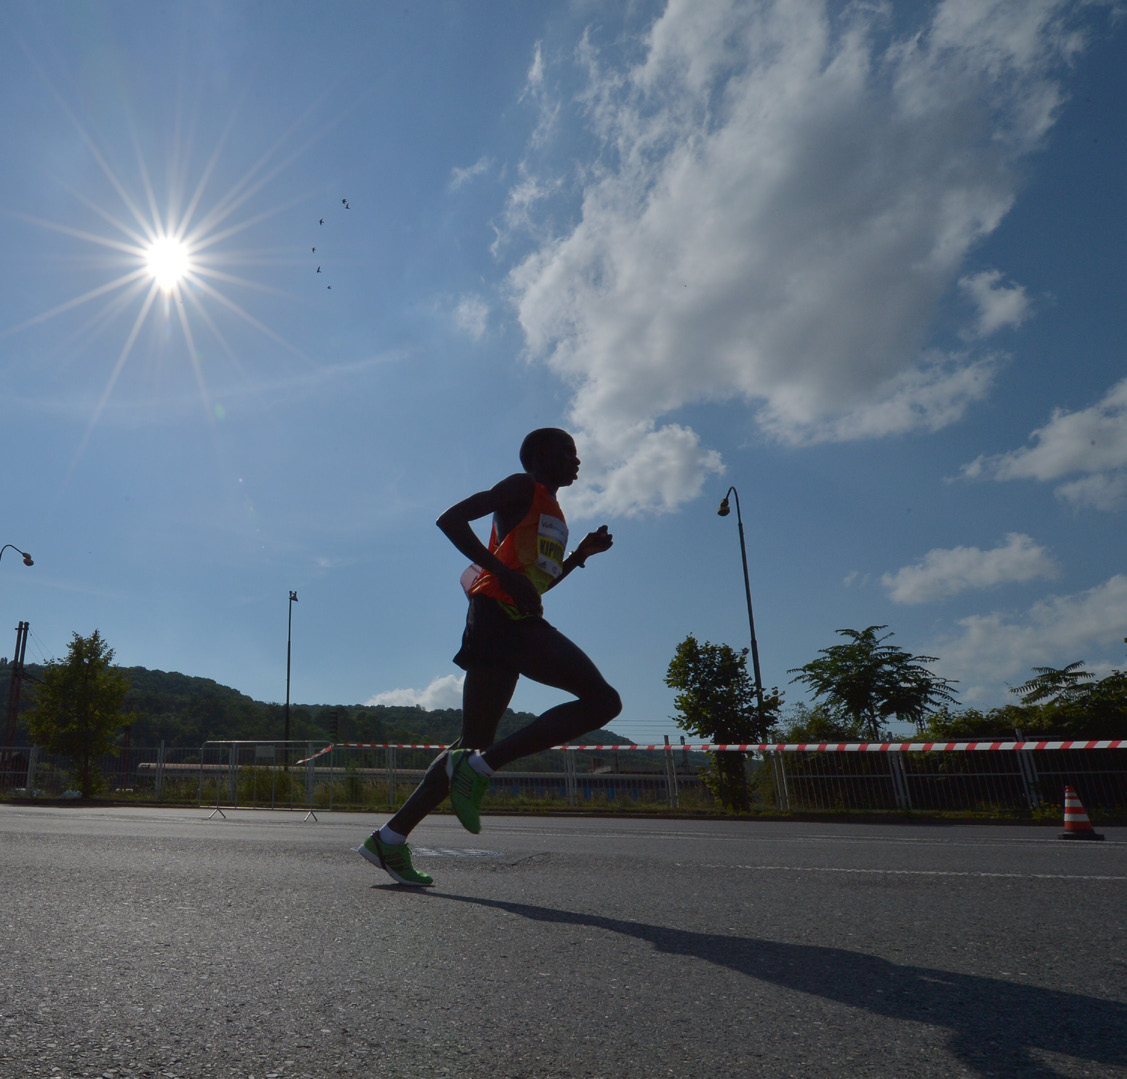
453, 594, 564, 671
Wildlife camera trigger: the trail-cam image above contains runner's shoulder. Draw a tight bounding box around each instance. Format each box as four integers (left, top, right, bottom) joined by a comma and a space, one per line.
488, 472, 537, 533
490, 471, 537, 507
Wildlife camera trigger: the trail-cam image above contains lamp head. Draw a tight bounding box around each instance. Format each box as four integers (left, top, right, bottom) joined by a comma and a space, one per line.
717, 497, 730, 517
22, 552, 33, 566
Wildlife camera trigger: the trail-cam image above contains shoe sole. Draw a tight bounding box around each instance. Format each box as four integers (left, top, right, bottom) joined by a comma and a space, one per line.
357, 842, 434, 887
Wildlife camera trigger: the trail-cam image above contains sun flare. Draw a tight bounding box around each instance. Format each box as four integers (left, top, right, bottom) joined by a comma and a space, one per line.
8, 71, 316, 473
145, 235, 192, 292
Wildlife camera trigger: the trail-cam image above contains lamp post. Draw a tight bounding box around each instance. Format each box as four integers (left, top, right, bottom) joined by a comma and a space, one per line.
0, 544, 34, 569
1, 546, 33, 753
717, 487, 764, 714
284, 590, 298, 749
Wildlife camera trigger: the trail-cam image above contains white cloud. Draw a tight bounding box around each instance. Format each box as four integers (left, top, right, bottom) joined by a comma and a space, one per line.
526, 41, 545, 91
366, 673, 464, 711
931, 574, 1127, 702
1055, 472, 1127, 512
961, 379, 1127, 510
959, 269, 1032, 337
927, 0, 1088, 84
453, 294, 489, 340
519, 40, 560, 151
882, 532, 1059, 604
491, 168, 564, 256
502, 0, 1093, 515
568, 422, 724, 518
449, 156, 491, 192
759, 353, 998, 445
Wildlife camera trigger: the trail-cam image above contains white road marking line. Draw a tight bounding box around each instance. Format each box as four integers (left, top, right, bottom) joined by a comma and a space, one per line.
491, 826, 1122, 848
412, 846, 504, 858
678, 863, 1127, 880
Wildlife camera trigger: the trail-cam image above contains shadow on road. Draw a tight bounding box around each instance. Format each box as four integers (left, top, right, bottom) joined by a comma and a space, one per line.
431, 893, 1125, 1078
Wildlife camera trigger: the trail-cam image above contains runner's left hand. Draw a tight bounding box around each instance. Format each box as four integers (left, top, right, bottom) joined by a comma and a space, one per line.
577, 525, 613, 560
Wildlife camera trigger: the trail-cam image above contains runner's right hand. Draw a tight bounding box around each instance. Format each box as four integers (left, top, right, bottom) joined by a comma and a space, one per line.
501, 569, 543, 617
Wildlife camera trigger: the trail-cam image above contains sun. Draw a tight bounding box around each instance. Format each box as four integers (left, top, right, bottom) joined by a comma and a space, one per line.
5, 70, 319, 471
145, 234, 192, 293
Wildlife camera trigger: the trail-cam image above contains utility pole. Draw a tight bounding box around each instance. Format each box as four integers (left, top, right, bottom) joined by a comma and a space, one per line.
285, 592, 298, 754
717, 487, 765, 715
3, 622, 29, 750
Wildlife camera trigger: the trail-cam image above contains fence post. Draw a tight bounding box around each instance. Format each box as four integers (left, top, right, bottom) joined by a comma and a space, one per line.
26, 745, 38, 793
1016, 751, 1041, 809
227, 743, 238, 807
564, 749, 578, 806
664, 736, 680, 809
770, 750, 790, 812
155, 740, 165, 801
386, 746, 397, 807
1014, 730, 1041, 809
303, 752, 319, 822
888, 751, 912, 810
202, 742, 226, 819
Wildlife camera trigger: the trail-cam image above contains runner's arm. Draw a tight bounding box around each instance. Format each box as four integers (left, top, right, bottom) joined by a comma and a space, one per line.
546, 525, 613, 590
437, 473, 542, 614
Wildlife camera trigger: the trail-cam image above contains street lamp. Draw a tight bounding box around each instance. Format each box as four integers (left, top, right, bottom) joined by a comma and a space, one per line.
717, 487, 764, 714
1, 546, 33, 752
0, 544, 34, 568
284, 590, 298, 748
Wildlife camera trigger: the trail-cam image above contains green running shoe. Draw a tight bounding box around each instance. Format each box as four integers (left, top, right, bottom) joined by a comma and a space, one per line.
358, 833, 434, 887
446, 749, 491, 834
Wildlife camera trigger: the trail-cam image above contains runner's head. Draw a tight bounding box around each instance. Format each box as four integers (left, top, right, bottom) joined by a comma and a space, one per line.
520, 428, 579, 487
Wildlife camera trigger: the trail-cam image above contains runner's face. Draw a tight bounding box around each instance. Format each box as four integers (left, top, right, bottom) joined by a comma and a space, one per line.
547, 436, 580, 486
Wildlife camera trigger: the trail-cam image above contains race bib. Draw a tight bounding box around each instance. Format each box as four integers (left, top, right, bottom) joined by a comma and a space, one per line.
535, 514, 568, 580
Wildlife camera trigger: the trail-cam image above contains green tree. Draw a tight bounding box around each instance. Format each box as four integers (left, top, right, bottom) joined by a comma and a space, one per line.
789, 626, 956, 740
925, 662, 1125, 741
1011, 661, 1094, 706
25, 630, 132, 797
778, 702, 866, 742
665, 635, 780, 812
1049, 668, 1127, 739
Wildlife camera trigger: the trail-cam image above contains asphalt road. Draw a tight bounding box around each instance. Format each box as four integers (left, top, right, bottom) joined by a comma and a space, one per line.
1, 805, 1124, 1079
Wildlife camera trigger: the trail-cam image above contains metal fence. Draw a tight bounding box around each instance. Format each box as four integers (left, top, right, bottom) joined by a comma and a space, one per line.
2, 739, 1125, 819
302, 742, 695, 812
761, 742, 1127, 816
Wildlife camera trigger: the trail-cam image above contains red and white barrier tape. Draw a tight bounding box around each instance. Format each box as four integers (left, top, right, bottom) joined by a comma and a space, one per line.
295, 738, 1125, 764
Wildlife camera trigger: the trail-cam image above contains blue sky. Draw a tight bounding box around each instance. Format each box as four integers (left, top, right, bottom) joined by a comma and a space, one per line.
1, 0, 1124, 746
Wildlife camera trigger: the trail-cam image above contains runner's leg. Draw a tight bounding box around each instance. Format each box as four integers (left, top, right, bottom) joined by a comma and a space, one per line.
461, 663, 521, 749
481, 627, 620, 771
385, 663, 518, 836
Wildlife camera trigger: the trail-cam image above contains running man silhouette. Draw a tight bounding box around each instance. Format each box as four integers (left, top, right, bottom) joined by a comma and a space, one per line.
359, 428, 621, 885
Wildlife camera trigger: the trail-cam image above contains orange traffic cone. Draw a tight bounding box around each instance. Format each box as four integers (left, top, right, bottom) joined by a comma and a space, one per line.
1059, 785, 1104, 840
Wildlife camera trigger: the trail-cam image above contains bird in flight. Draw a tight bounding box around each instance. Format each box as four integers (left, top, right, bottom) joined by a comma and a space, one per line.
319, 218, 324, 226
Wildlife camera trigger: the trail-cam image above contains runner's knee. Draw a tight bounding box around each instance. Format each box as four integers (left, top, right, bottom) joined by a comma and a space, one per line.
586, 682, 622, 724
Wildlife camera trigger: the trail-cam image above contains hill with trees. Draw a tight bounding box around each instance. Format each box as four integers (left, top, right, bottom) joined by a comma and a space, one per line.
0, 659, 635, 751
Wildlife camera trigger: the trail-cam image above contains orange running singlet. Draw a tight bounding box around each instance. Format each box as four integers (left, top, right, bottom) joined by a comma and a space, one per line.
461, 482, 568, 618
